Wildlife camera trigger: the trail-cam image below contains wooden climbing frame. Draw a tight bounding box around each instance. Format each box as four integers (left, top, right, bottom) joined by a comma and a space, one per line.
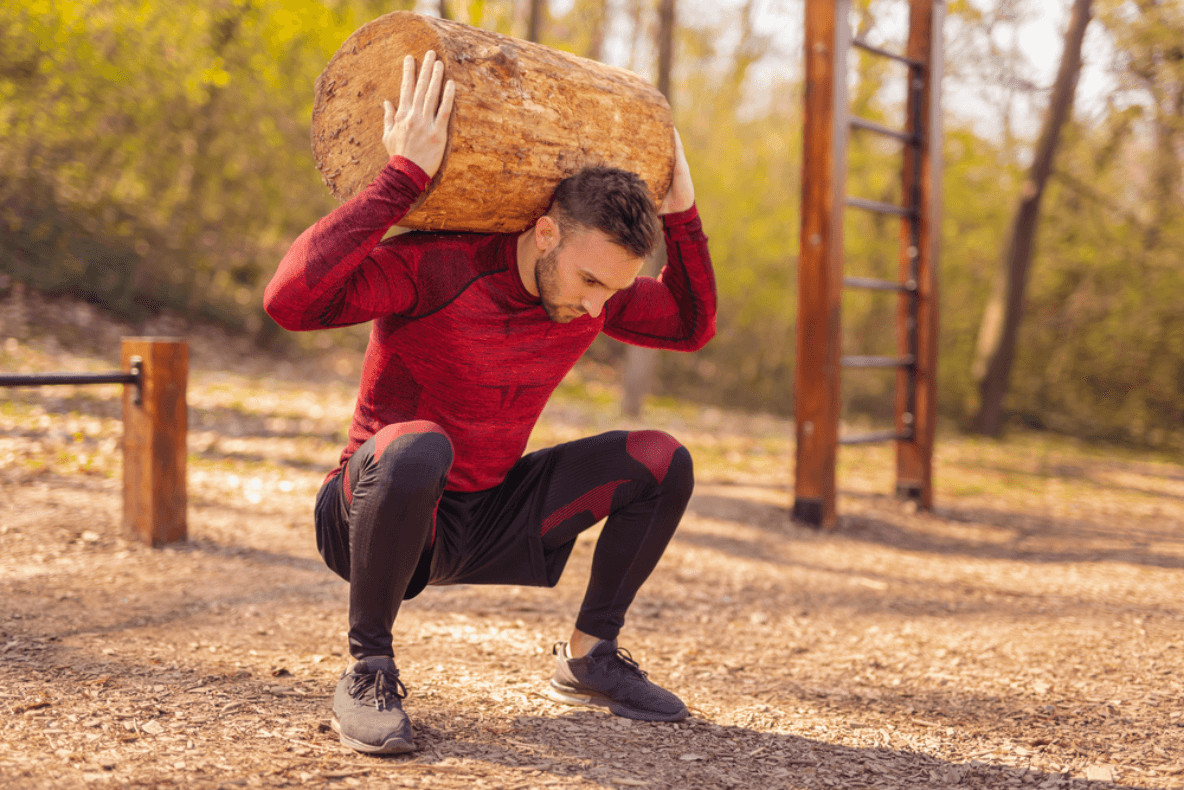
793, 0, 943, 527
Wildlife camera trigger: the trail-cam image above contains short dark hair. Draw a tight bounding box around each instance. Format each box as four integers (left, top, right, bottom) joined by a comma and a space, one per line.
548, 166, 660, 259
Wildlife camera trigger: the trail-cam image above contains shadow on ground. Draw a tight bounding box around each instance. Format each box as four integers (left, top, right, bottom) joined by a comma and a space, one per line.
392, 708, 1145, 790
686, 489, 1184, 570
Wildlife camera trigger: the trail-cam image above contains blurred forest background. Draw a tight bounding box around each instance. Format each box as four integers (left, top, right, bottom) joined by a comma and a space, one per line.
1, 0, 1181, 450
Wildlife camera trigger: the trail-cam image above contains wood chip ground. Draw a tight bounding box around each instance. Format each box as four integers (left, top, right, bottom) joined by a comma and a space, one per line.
2, 289, 1181, 789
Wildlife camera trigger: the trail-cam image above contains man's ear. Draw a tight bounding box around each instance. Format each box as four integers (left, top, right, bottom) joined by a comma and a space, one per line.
534, 215, 561, 254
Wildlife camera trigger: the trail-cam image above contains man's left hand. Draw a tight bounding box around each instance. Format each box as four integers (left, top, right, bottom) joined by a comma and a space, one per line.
658, 129, 695, 215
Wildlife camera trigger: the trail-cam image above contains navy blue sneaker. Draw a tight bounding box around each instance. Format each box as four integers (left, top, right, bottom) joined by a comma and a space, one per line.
547, 640, 688, 722
331, 656, 416, 754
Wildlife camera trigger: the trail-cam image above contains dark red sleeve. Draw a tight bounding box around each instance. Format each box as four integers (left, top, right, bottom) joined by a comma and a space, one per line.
602, 205, 717, 351
263, 157, 432, 331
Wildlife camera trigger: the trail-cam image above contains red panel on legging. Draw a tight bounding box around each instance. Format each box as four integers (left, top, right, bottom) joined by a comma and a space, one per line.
626, 430, 682, 485
541, 480, 628, 537
374, 420, 450, 460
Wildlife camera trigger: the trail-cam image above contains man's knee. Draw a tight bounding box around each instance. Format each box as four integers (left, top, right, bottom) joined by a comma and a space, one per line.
626, 430, 693, 495
369, 421, 454, 498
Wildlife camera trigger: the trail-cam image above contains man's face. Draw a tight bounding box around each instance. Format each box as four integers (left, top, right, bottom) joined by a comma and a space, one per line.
535, 226, 644, 324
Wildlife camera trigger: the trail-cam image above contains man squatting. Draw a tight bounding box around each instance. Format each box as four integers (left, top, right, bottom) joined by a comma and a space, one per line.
265, 51, 716, 755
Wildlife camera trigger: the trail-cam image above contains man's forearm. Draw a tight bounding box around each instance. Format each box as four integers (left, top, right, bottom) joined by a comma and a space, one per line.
655, 205, 717, 350
602, 204, 717, 351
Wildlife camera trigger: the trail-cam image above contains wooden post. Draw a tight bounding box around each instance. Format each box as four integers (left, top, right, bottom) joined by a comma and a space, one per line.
895, 0, 942, 509
121, 338, 188, 546
793, 0, 851, 528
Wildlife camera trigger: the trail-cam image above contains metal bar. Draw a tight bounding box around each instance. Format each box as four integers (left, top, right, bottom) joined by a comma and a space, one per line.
850, 116, 918, 145
846, 196, 916, 217
844, 276, 916, 292
840, 429, 914, 446
851, 37, 924, 69
0, 372, 137, 387
842, 355, 916, 368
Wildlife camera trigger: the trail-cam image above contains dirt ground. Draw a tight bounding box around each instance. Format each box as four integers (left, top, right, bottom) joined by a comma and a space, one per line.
2, 287, 1183, 789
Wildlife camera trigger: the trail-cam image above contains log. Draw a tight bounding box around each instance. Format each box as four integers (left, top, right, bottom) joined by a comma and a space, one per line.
312, 11, 674, 233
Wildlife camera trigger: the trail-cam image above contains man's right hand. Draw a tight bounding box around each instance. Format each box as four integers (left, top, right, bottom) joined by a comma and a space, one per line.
383, 50, 456, 179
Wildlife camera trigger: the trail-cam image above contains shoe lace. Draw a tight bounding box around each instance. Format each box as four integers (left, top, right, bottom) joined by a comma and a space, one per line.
612, 647, 649, 679
348, 667, 408, 711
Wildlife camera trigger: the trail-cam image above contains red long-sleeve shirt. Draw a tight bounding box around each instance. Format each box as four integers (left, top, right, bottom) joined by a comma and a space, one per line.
265, 156, 716, 491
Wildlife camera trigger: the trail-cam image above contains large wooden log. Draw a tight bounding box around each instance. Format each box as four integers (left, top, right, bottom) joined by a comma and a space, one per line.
312, 11, 674, 233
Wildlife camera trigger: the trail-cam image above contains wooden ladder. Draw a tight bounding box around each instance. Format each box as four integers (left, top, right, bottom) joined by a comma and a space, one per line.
793, 0, 944, 527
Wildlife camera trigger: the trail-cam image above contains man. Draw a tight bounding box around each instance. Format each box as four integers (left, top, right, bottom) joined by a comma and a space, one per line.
265, 50, 715, 755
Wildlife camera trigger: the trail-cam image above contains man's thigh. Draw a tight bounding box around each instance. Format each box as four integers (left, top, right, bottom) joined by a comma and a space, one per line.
428, 430, 666, 589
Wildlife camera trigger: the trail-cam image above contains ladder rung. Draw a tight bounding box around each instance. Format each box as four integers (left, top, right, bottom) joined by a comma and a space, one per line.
840, 429, 914, 446
842, 355, 916, 369
850, 116, 918, 145
851, 37, 924, 69
844, 276, 916, 293
846, 196, 917, 217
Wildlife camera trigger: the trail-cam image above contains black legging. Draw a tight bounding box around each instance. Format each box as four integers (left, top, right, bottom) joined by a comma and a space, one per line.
314, 424, 694, 659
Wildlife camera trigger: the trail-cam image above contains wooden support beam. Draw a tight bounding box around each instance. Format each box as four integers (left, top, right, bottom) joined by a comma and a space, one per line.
121, 338, 188, 546
895, 0, 943, 508
793, 0, 851, 528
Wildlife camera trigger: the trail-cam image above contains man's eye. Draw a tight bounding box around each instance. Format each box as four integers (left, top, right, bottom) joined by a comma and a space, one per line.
582, 277, 597, 286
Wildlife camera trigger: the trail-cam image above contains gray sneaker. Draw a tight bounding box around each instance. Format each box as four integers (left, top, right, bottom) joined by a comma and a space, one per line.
331, 656, 416, 754
546, 640, 688, 722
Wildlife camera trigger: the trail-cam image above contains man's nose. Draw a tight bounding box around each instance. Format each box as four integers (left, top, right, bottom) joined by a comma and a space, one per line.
581, 295, 605, 319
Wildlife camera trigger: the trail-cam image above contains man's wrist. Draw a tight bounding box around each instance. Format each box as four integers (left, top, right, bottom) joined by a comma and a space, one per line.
386, 155, 432, 193
661, 203, 698, 226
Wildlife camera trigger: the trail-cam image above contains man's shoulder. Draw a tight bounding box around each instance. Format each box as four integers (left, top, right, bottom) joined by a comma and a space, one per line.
376, 231, 516, 317
378, 230, 511, 276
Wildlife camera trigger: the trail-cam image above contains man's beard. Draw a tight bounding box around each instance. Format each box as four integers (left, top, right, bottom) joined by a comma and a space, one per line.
534, 246, 582, 323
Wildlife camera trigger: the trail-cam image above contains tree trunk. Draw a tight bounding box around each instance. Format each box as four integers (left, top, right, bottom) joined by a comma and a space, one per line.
312, 11, 674, 233
1142, 78, 1184, 250
968, 0, 1092, 434
622, 0, 676, 418
582, 0, 607, 61
526, 0, 545, 42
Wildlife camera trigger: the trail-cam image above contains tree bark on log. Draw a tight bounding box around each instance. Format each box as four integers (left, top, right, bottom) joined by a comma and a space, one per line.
311, 11, 674, 233
968, 0, 1092, 435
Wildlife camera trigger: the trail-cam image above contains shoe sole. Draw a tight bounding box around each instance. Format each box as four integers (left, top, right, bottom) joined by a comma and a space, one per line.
331, 715, 417, 755
546, 681, 689, 722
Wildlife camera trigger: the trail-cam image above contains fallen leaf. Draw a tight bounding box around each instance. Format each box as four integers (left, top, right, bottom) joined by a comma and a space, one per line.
13, 701, 51, 714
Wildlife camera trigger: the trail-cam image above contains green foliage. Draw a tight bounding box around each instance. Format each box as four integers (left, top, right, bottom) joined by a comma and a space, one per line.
1007, 118, 1184, 447
637, 58, 801, 412
993, 0, 1184, 448
0, 0, 411, 333
1, 0, 1182, 449
933, 124, 1023, 418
